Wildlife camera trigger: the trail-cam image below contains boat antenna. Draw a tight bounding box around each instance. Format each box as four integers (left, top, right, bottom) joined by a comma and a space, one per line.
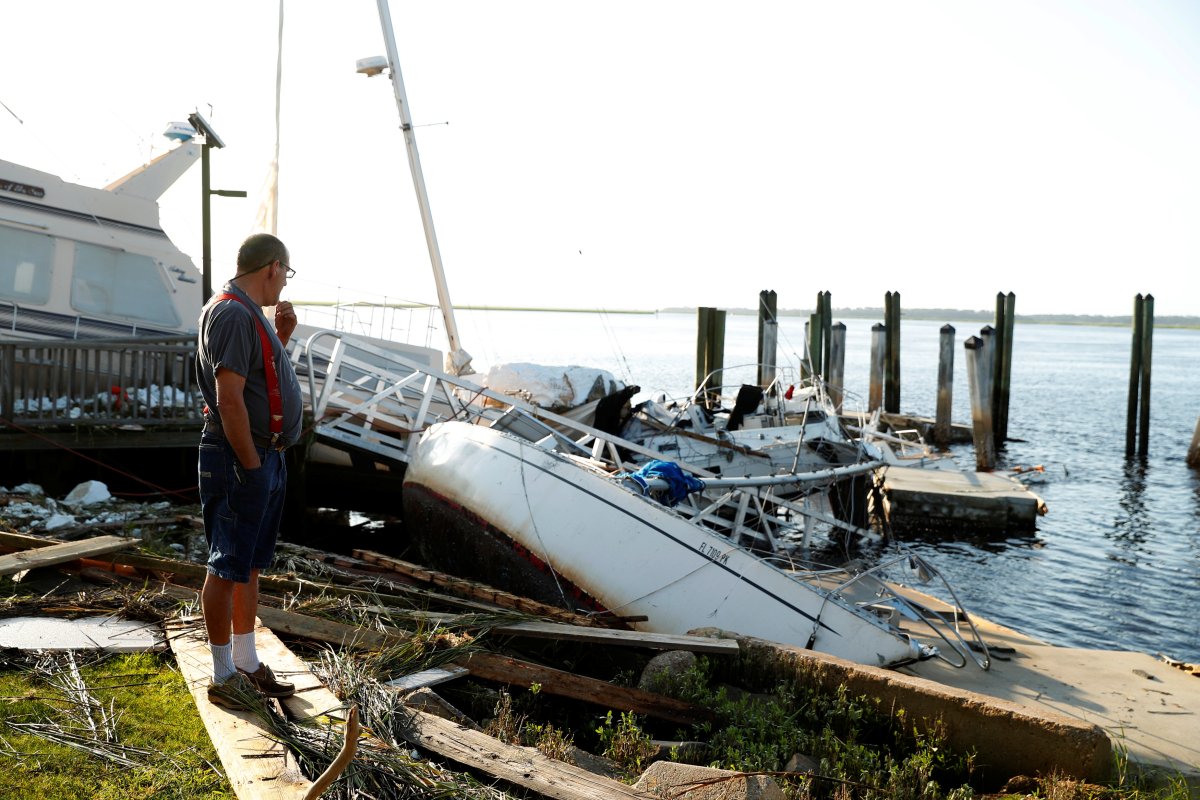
370, 0, 473, 376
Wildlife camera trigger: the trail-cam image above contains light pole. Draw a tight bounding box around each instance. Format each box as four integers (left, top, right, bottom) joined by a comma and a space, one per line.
188, 113, 247, 302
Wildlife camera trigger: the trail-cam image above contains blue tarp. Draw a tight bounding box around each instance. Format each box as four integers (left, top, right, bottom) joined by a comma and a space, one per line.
620, 459, 706, 507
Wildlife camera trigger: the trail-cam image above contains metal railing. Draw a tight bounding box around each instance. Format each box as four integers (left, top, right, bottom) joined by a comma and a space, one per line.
0, 335, 204, 427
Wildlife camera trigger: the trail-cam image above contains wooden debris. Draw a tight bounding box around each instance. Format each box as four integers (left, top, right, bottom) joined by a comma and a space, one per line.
462, 651, 713, 726
353, 549, 631, 628
386, 666, 471, 692
0, 535, 135, 576
398, 708, 650, 800
490, 620, 741, 654
166, 617, 314, 799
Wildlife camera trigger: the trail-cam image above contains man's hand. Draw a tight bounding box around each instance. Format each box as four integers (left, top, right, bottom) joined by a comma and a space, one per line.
275, 300, 298, 346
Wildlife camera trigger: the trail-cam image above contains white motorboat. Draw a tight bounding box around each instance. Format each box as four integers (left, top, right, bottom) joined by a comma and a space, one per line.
0, 137, 203, 341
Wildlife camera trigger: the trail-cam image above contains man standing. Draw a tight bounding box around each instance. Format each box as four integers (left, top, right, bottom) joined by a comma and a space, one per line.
196, 233, 303, 708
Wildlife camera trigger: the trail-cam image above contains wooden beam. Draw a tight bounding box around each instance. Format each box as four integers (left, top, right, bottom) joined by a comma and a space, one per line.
352, 549, 624, 628
462, 651, 712, 726
91, 550, 509, 615
399, 708, 647, 800
491, 620, 741, 655
0, 535, 135, 576
166, 618, 314, 799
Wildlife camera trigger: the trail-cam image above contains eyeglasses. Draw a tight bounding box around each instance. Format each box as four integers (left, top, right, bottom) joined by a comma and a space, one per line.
250, 259, 296, 279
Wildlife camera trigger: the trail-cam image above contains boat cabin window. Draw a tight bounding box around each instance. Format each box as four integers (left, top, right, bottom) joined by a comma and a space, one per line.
70, 243, 180, 327
0, 226, 54, 304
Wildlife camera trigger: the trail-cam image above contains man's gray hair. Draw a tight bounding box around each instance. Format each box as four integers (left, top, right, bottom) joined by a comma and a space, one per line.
236, 233, 288, 274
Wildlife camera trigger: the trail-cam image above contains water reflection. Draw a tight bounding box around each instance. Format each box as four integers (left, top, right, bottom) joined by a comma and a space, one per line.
1109, 461, 1151, 553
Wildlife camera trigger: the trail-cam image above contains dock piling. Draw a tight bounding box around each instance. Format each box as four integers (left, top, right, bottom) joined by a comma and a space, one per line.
935, 324, 955, 448
964, 335, 996, 471
1188, 416, 1200, 469
1125, 295, 1154, 459
829, 322, 846, 414
993, 292, 1016, 443
756, 290, 777, 388
1138, 294, 1154, 460
869, 323, 885, 413
695, 307, 726, 409
820, 290, 833, 380
884, 291, 901, 413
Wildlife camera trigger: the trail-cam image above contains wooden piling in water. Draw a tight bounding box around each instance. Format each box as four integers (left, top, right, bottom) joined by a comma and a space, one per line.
992, 292, 1016, 443
806, 313, 822, 381
1138, 294, 1154, 460
756, 290, 777, 387
964, 335, 996, 471
1125, 294, 1144, 459
1125, 294, 1155, 459
884, 291, 901, 413
820, 290, 832, 380
980, 324, 996, 396
1188, 415, 1200, 469
935, 324, 955, 447
829, 322, 846, 413
869, 323, 885, 413
760, 319, 778, 392
695, 307, 726, 408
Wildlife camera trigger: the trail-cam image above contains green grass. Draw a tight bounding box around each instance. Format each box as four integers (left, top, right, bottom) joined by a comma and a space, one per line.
0, 651, 230, 800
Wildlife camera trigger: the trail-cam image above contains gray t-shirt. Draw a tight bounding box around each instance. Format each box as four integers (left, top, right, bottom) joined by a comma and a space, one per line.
197, 281, 303, 446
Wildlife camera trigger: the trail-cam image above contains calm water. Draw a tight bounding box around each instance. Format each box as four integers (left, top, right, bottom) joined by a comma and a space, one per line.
440, 309, 1200, 662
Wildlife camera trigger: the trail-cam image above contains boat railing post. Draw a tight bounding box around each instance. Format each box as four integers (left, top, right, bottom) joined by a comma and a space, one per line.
964, 335, 995, 471
934, 323, 955, 448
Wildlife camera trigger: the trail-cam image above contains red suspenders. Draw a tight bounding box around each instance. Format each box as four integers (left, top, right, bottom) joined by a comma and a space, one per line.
210, 293, 284, 444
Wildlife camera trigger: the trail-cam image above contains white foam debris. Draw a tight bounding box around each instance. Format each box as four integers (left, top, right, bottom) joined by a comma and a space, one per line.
64, 480, 112, 507
43, 512, 77, 530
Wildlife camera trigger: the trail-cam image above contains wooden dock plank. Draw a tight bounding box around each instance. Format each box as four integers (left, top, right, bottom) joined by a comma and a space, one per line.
0, 535, 135, 576
398, 708, 651, 800
166, 617, 314, 800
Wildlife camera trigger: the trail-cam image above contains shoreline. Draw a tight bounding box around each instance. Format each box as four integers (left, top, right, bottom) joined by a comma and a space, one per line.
291, 300, 1200, 328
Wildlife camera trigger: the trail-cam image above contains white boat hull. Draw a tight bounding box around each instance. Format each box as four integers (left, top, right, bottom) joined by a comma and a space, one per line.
403, 421, 922, 667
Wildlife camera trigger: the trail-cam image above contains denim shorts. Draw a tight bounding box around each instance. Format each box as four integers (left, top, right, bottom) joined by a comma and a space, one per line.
198, 434, 287, 583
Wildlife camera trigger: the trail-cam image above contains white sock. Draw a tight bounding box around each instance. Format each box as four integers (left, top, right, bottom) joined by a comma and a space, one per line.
211, 642, 236, 683
231, 631, 261, 673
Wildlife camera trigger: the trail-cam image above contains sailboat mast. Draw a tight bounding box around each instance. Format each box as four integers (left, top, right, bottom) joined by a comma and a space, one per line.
375, 0, 473, 375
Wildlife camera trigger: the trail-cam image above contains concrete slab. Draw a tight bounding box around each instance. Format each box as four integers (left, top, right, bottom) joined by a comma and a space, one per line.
0, 615, 164, 652
878, 464, 1047, 532
901, 616, 1200, 783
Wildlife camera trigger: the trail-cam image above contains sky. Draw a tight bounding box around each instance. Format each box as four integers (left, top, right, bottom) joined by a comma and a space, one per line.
3, 1, 1199, 317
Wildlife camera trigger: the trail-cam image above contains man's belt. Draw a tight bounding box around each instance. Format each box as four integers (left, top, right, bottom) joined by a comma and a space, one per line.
202, 417, 287, 452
